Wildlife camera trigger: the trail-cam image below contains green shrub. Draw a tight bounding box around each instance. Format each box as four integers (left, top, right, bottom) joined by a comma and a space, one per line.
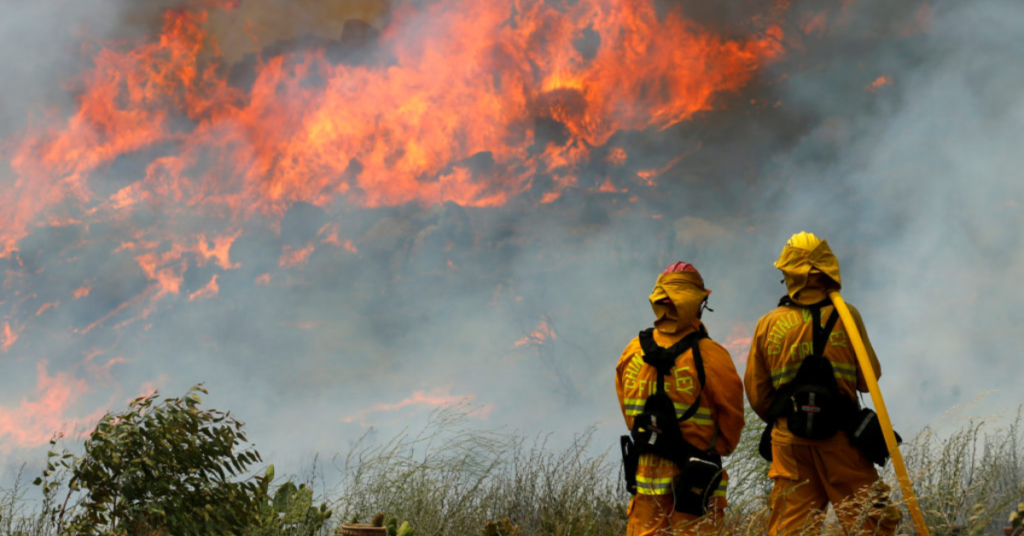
2, 395, 1018, 536
35, 385, 267, 536
384, 515, 414, 536
248, 467, 332, 536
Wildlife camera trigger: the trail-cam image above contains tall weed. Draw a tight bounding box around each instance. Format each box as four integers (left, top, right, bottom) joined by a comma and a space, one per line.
1, 401, 1021, 536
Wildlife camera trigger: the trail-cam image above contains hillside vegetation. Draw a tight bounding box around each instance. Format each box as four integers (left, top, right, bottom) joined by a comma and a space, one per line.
0, 385, 1020, 536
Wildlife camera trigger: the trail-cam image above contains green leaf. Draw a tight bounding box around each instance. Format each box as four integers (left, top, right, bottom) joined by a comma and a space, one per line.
46, 384, 261, 536
396, 521, 415, 536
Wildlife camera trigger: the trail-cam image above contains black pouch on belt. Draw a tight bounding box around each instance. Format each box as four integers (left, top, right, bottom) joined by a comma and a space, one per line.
671, 452, 723, 516
847, 408, 902, 467
620, 435, 639, 495
758, 422, 774, 462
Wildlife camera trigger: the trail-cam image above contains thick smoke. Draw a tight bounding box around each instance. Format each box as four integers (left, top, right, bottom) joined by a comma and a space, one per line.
760, 0, 1024, 428
0, 0, 116, 136
1, 0, 1022, 489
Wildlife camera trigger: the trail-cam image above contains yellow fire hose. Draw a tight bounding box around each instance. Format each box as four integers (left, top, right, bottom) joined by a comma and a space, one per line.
828, 290, 931, 536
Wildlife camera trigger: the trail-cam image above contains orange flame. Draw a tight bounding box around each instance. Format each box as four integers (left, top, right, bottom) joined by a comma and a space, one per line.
722, 323, 754, 364
35, 301, 59, 317
866, 75, 893, 93
515, 318, 557, 348
3, 1, 784, 259
599, 177, 625, 193
196, 232, 241, 270
0, 362, 106, 449
136, 251, 187, 298
342, 388, 492, 427
606, 147, 628, 166
279, 243, 315, 268
188, 274, 220, 301
1, 322, 17, 353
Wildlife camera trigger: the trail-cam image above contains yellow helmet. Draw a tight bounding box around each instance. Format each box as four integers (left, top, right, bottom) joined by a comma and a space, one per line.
774, 232, 842, 304
784, 231, 822, 252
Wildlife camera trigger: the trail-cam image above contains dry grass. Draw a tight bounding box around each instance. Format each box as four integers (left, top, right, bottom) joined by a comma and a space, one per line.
898, 409, 1024, 535
322, 405, 1024, 536
1, 405, 1021, 536
328, 408, 625, 536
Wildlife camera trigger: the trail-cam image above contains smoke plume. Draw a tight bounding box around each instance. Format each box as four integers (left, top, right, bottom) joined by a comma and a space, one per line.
1, 0, 1021, 485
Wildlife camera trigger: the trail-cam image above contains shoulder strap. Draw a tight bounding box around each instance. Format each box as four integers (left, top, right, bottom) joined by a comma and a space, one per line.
681, 337, 707, 423
811, 304, 840, 356
638, 328, 708, 422
775, 295, 839, 356
638, 328, 706, 382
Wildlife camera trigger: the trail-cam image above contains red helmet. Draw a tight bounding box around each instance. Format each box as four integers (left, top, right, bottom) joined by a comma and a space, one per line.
655, 262, 711, 305
662, 261, 699, 275
650, 262, 713, 332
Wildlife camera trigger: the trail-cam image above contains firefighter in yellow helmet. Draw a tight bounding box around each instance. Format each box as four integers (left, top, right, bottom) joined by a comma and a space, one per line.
616, 262, 745, 536
745, 233, 902, 535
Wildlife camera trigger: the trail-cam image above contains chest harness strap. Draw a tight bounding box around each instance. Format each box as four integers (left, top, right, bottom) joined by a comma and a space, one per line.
621, 327, 723, 516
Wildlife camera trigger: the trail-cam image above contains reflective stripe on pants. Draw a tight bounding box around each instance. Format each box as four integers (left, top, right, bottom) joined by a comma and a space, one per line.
626, 494, 725, 536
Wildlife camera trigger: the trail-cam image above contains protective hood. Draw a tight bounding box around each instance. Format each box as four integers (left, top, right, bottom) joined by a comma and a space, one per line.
774, 239, 842, 305
649, 271, 711, 334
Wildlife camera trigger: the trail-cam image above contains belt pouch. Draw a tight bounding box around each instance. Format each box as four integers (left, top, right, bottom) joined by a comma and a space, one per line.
672, 457, 722, 516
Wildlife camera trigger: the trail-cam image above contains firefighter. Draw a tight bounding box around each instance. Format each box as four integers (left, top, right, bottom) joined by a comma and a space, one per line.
745, 232, 902, 535
616, 262, 745, 536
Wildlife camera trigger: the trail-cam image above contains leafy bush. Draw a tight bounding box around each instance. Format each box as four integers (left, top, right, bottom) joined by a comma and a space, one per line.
0, 394, 1019, 536
35, 385, 267, 536
249, 466, 332, 536
383, 515, 415, 536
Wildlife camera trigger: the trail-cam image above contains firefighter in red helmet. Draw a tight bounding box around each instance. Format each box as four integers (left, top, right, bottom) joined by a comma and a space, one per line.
616, 262, 745, 535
